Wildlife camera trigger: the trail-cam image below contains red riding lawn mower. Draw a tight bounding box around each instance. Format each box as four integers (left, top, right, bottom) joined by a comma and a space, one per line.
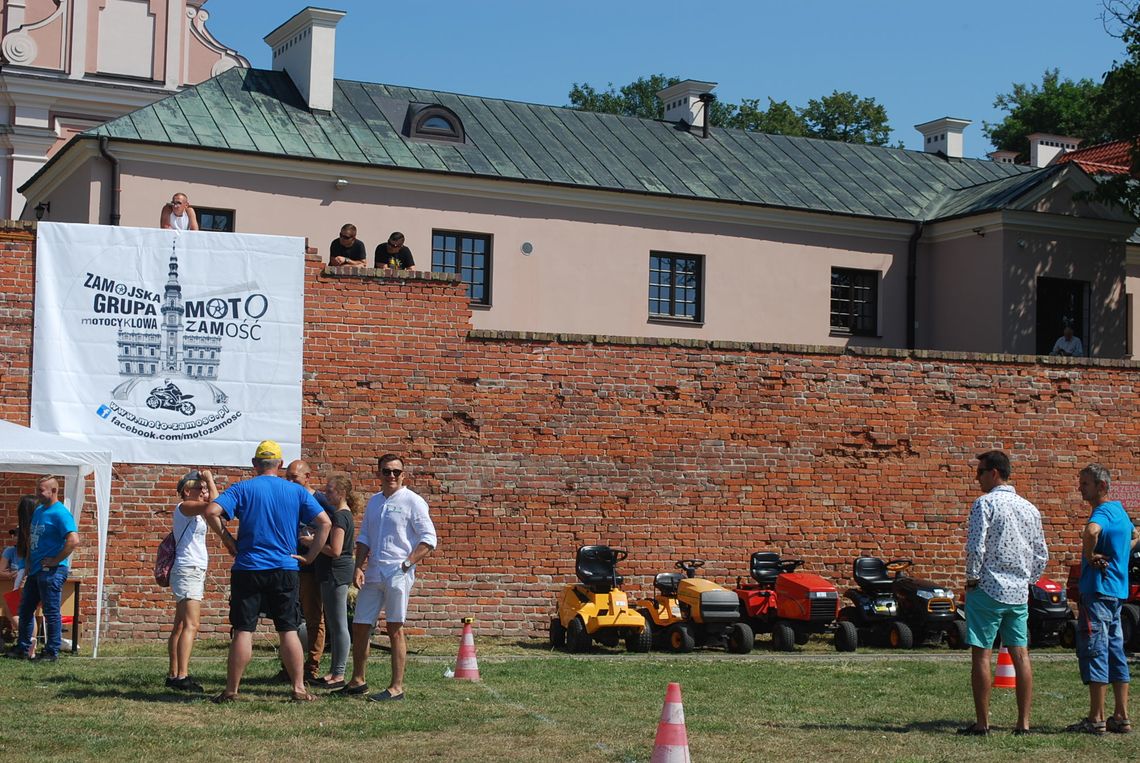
1064, 550, 1140, 648
734, 552, 858, 652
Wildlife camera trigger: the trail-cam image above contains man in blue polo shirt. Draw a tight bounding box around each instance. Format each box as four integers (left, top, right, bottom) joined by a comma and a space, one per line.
1068, 464, 1136, 735
6, 476, 79, 662
200, 440, 330, 703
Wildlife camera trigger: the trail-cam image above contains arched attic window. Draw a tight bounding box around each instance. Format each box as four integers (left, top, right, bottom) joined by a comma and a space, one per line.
406, 104, 465, 144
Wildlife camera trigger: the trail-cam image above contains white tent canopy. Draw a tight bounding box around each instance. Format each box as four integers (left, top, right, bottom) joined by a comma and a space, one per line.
0, 418, 112, 657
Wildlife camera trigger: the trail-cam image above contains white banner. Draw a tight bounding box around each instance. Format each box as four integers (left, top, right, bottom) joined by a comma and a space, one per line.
32, 223, 306, 466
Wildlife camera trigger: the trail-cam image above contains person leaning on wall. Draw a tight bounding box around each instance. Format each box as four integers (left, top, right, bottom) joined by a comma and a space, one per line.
160, 193, 199, 231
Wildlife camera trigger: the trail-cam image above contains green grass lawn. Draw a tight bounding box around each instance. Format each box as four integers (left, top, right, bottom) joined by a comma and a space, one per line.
0, 639, 1135, 762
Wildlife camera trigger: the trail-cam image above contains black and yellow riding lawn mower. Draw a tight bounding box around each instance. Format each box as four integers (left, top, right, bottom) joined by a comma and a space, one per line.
635, 559, 753, 653
550, 545, 651, 653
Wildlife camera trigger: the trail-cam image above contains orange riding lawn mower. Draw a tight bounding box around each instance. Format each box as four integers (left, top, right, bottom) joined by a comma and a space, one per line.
549, 545, 651, 653
635, 559, 753, 653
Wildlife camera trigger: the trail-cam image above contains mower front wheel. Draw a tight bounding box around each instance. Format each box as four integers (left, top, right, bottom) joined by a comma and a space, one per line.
1123, 603, 1140, 648
772, 621, 796, 652
666, 623, 695, 653
566, 616, 591, 653
1059, 617, 1077, 650
627, 624, 652, 653
549, 617, 566, 649
834, 620, 858, 652
888, 621, 914, 649
945, 620, 968, 650
727, 622, 754, 654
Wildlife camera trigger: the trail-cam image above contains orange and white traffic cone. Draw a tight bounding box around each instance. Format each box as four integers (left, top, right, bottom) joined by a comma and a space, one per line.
452, 617, 481, 681
993, 646, 1017, 689
650, 682, 691, 763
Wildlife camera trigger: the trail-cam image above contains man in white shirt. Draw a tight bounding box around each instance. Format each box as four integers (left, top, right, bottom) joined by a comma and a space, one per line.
1050, 325, 1084, 357
959, 450, 1048, 736
335, 454, 437, 702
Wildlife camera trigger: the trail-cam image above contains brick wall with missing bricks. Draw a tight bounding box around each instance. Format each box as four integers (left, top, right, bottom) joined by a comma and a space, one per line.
2, 222, 1138, 643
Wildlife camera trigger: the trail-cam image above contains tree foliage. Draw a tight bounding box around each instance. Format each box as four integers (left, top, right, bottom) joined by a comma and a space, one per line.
1093, 1, 1140, 215
567, 76, 892, 146
983, 69, 1109, 161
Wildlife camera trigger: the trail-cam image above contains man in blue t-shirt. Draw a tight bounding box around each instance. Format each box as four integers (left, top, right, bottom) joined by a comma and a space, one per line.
199, 440, 330, 703
6, 476, 80, 662
1069, 464, 1137, 735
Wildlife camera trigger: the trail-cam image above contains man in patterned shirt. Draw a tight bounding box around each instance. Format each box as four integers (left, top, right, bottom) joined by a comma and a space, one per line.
959, 450, 1049, 736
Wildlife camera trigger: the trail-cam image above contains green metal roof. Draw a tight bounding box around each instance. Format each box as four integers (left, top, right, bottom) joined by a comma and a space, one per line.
86, 67, 1044, 223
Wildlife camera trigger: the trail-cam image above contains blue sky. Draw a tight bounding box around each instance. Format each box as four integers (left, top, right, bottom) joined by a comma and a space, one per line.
203, 0, 1125, 157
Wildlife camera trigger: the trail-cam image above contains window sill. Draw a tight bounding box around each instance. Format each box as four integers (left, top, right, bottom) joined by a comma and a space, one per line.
470, 302, 492, 311
648, 317, 704, 328
829, 330, 881, 339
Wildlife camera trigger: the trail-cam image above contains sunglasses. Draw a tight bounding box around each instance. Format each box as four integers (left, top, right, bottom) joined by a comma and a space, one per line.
387, 241, 401, 246
381, 468, 403, 477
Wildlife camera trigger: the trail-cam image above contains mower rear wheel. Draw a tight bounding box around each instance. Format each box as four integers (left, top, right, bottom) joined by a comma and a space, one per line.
549, 617, 566, 649
1059, 617, 1077, 650
727, 622, 754, 654
627, 624, 652, 653
945, 619, 967, 650
666, 623, 695, 653
1123, 604, 1140, 648
566, 616, 591, 653
834, 620, 858, 652
888, 621, 913, 649
772, 621, 796, 652
793, 629, 810, 646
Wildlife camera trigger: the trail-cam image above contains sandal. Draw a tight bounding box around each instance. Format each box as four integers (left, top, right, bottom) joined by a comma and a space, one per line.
955, 724, 989, 736
290, 690, 317, 702
1107, 716, 1133, 734
210, 692, 238, 704
1066, 718, 1107, 735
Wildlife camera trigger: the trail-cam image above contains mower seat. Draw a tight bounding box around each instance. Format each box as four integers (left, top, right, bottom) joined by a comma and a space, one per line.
576, 545, 623, 593
654, 572, 682, 597
853, 557, 895, 594
750, 552, 782, 587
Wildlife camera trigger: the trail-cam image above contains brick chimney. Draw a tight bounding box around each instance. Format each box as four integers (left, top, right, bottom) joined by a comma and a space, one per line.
914, 117, 971, 159
264, 7, 345, 113
1027, 133, 1080, 167
656, 80, 718, 130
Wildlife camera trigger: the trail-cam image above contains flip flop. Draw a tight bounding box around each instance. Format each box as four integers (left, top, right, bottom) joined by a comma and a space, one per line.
210, 692, 238, 704
290, 690, 317, 702
955, 724, 989, 736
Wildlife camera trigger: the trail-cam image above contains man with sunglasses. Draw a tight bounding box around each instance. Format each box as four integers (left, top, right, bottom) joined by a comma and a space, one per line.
374, 232, 415, 270
159, 193, 199, 231
959, 450, 1048, 736
329, 224, 366, 267
335, 454, 436, 702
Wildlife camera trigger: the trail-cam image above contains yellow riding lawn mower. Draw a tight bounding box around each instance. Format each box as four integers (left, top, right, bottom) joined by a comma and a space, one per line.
635, 559, 753, 653
550, 545, 651, 653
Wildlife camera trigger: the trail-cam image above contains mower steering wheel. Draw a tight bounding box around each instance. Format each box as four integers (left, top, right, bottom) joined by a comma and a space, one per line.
676, 559, 705, 577
612, 549, 629, 562
780, 559, 805, 573
885, 559, 913, 574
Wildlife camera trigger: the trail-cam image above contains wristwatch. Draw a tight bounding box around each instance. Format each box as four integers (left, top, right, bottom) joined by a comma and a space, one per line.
400, 560, 411, 573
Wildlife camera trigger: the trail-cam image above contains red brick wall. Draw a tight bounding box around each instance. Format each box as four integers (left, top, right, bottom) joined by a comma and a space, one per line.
2, 223, 1138, 641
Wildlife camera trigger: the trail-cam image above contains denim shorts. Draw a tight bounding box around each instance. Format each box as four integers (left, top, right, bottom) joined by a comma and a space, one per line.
1077, 593, 1130, 685
964, 586, 1028, 648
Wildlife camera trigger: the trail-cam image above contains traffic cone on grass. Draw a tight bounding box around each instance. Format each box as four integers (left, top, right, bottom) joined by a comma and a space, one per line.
451, 617, 481, 681
993, 646, 1017, 689
651, 682, 691, 763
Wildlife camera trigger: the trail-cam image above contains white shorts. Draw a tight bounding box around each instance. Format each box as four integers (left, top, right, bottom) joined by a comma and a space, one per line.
354, 571, 414, 625
170, 565, 206, 602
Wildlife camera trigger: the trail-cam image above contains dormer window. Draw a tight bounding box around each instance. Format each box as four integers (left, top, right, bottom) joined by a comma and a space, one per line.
406, 104, 465, 144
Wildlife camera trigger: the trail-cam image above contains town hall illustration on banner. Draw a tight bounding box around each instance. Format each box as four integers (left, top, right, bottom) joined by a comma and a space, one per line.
96, 242, 241, 442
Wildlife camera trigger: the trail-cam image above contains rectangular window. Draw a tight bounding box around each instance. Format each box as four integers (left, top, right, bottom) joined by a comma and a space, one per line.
830, 267, 878, 336
195, 207, 236, 232
648, 252, 702, 321
432, 230, 491, 305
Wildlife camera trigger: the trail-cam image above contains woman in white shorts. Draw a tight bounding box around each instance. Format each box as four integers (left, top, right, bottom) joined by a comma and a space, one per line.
166, 469, 218, 692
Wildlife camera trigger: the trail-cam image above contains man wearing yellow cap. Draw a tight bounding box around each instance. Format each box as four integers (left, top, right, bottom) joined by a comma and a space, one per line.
198, 440, 331, 703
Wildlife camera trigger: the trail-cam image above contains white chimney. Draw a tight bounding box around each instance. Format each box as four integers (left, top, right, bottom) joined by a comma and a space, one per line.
988, 150, 1018, 165
264, 7, 345, 113
1027, 133, 1081, 168
656, 80, 718, 130
914, 117, 971, 159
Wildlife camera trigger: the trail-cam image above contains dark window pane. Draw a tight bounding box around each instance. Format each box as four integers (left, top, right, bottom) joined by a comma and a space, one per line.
432, 230, 491, 305
647, 253, 702, 321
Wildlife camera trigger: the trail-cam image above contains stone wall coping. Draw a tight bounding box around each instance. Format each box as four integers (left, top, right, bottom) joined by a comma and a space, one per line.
318, 263, 462, 283
467, 328, 1140, 367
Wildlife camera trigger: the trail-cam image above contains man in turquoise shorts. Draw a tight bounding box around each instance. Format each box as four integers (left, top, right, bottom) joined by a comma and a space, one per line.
959, 450, 1048, 736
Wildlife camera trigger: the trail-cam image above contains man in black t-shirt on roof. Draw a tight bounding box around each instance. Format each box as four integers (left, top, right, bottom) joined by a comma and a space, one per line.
329, 224, 367, 267
375, 232, 415, 270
